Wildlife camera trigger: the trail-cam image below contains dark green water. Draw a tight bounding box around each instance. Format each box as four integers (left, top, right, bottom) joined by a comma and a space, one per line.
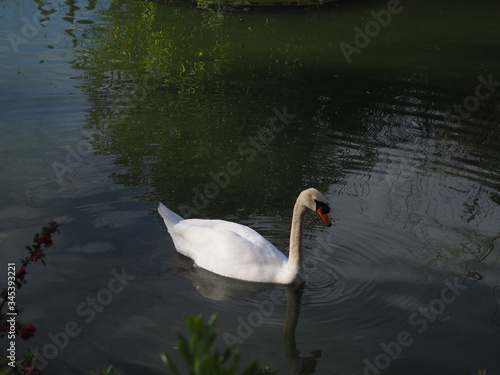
1, 0, 499, 374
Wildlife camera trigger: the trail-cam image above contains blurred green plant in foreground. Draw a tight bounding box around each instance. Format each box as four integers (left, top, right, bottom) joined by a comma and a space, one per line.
161, 314, 275, 375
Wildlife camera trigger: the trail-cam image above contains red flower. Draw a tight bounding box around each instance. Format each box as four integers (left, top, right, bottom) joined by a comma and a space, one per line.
36, 235, 52, 247
18, 324, 36, 340
25, 365, 41, 375
17, 267, 27, 277
25, 365, 40, 373
30, 251, 43, 262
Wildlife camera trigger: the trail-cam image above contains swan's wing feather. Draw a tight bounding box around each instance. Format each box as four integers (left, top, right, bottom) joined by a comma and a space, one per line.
170, 219, 287, 281
192, 219, 276, 249
158, 203, 183, 230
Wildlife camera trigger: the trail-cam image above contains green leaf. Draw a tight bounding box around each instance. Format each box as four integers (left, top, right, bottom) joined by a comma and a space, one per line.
176, 335, 194, 366
161, 353, 181, 375
240, 360, 259, 375
89, 365, 114, 375
207, 313, 218, 328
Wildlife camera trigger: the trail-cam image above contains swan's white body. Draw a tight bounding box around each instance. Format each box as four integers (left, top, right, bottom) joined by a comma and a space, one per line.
158, 188, 331, 284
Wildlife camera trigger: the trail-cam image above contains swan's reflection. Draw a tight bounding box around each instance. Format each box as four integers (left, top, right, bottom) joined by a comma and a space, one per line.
283, 286, 322, 374
164, 253, 322, 374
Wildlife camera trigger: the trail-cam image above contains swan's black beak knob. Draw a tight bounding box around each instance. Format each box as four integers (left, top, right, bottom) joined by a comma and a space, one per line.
315, 201, 332, 227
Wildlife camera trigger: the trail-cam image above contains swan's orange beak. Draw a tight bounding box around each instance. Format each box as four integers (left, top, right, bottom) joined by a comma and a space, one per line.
316, 206, 332, 227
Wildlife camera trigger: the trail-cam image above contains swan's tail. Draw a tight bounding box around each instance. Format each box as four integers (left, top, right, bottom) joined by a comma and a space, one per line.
158, 202, 184, 231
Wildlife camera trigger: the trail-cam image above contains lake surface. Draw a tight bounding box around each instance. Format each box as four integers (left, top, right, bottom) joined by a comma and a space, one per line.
1, 0, 499, 374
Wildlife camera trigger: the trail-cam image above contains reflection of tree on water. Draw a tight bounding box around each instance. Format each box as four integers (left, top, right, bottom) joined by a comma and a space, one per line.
309, 74, 500, 282
164, 253, 322, 374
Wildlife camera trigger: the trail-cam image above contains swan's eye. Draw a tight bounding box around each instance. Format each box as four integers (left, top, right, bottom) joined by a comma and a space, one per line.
314, 200, 330, 214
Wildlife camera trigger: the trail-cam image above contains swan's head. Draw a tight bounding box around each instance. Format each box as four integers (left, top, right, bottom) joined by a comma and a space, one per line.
301, 188, 332, 227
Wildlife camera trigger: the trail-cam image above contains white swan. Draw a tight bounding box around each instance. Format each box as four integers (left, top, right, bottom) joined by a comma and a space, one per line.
158, 188, 332, 284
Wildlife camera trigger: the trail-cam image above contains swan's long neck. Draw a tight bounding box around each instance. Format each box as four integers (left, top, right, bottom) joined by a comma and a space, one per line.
286, 198, 307, 275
